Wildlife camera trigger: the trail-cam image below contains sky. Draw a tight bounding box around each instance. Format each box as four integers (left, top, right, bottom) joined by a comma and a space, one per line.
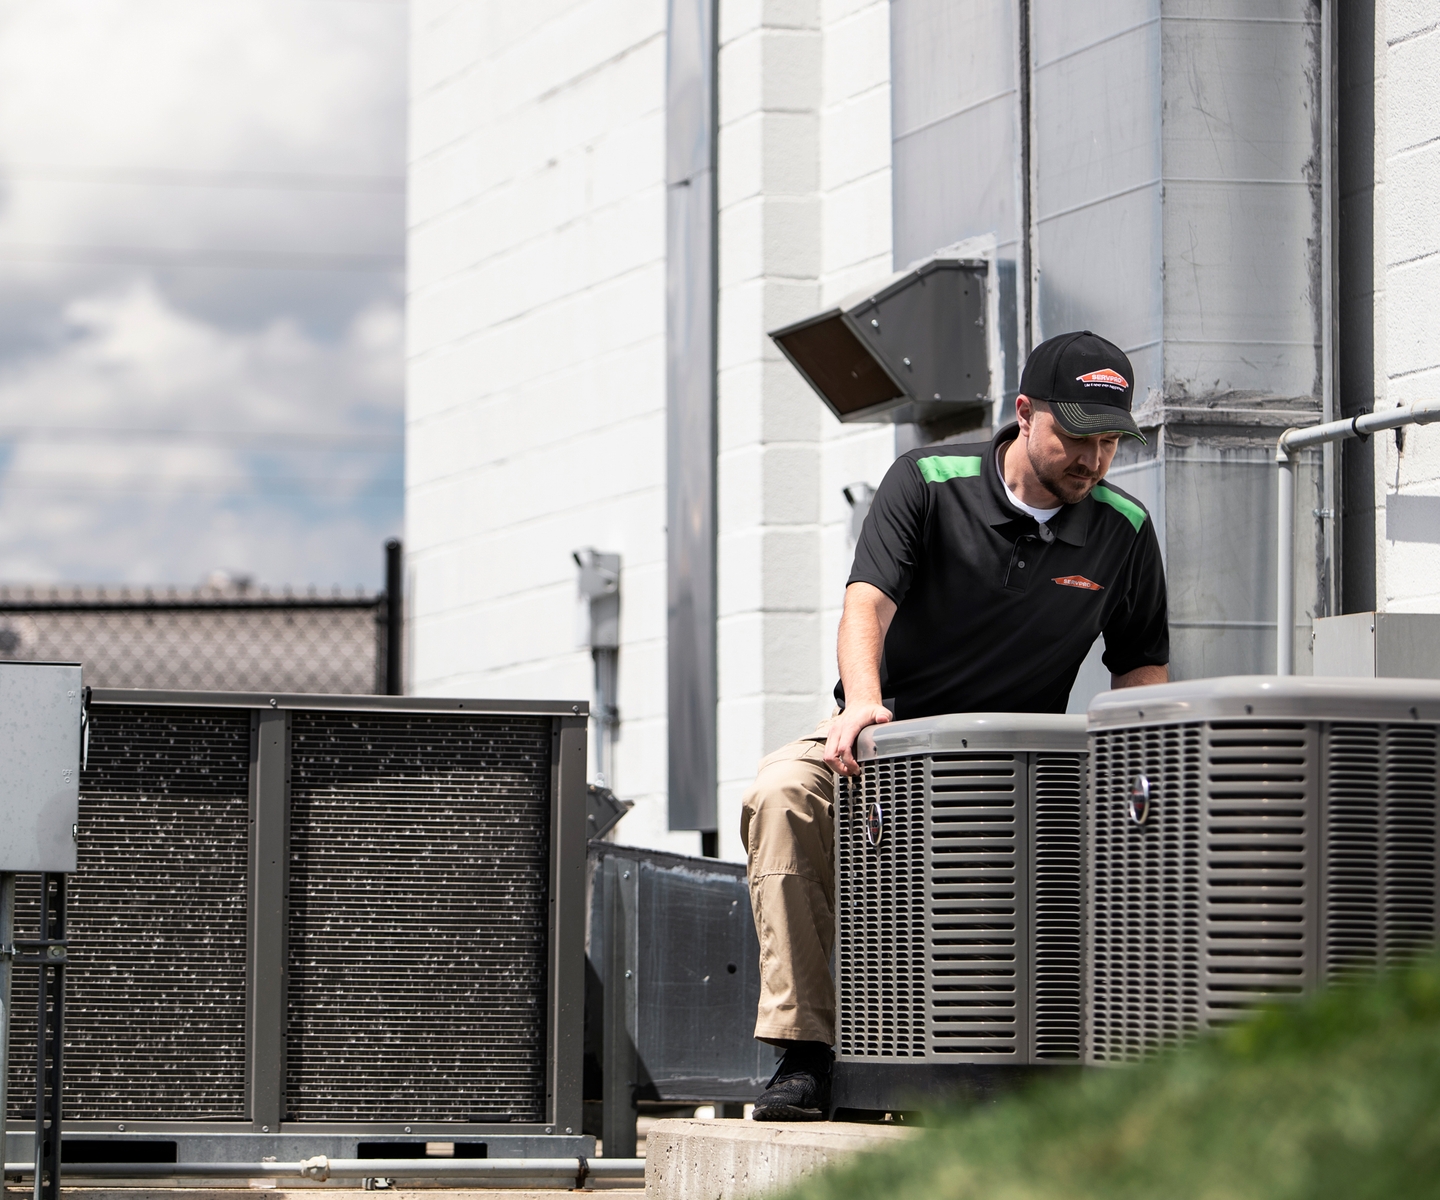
0, 0, 406, 591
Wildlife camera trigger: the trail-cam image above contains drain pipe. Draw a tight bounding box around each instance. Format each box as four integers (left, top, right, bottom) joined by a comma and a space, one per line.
3, 1157, 645, 1188
1276, 399, 1440, 674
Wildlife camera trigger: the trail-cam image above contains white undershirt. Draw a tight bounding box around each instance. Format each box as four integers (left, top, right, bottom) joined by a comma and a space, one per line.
997, 446, 1061, 523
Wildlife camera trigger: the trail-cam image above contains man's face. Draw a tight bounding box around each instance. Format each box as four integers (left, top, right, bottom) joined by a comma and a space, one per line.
1017, 398, 1121, 504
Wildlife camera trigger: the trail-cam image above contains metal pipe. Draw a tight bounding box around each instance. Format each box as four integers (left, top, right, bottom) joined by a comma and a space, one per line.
0, 872, 14, 1183
1275, 398, 1440, 673
3, 1157, 645, 1185
383, 538, 403, 696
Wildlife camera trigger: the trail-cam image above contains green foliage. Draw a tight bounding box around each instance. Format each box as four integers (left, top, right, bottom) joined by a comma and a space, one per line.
789, 960, 1440, 1200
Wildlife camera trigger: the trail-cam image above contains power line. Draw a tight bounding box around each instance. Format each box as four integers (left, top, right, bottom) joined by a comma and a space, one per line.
0, 164, 404, 194
0, 242, 403, 273
0, 426, 402, 451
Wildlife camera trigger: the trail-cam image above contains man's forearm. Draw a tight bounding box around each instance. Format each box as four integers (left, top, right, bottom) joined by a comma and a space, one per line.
1112, 663, 1168, 689
837, 583, 896, 705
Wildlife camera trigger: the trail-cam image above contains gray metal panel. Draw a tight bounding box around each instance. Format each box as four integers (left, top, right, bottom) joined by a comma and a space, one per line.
1087, 675, 1440, 729
890, 0, 1023, 415
549, 715, 589, 1135
891, 0, 1019, 264
249, 711, 288, 1131
87, 690, 586, 717
588, 842, 768, 1107
1311, 612, 1378, 677
1032, 4, 1162, 382
0, 662, 81, 872
665, 0, 718, 833
1314, 613, 1440, 681
858, 713, 1086, 760
1159, 3, 1321, 399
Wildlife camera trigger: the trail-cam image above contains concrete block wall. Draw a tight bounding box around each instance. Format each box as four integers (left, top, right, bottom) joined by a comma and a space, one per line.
714, 0, 895, 863
406, 0, 696, 853
1377, 2, 1440, 613
407, 0, 897, 857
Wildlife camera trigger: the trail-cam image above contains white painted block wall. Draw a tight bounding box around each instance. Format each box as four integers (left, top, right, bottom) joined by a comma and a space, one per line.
407, 0, 696, 853
714, 0, 896, 863
1378, 2, 1440, 613
407, 0, 898, 857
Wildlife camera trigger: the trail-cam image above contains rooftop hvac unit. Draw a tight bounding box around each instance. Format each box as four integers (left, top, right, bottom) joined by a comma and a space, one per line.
1086, 676, 1440, 1065
833, 713, 1088, 1112
5, 689, 589, 1165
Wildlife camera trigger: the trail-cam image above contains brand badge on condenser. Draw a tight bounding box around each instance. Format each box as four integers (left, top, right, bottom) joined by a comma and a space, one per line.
1128, 776, 1152, 825
866, 801, 884, 847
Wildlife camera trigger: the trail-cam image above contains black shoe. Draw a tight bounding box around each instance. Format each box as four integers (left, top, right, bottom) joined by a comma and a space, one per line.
752, 1041, 833, 1121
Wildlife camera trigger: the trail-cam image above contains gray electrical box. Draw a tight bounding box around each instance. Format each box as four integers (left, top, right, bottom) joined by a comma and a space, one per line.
769, 257, 988, 429
0, 661, 82, 871
1312, 612, 1440, 679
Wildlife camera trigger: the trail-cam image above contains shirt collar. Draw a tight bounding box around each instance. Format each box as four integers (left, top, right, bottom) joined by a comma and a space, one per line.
987, 423, 1091, 547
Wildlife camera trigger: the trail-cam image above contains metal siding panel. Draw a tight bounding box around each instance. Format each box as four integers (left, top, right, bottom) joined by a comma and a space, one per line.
665, 0, 717, 832
284, 712, 552, 1122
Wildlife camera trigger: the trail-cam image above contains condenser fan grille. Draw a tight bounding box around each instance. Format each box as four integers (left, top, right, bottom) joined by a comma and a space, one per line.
285, 711, 553, 1122
6, 707, 252, 1121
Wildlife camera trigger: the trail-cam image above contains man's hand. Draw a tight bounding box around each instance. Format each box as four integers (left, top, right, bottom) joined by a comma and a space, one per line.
824, 702, 893, 776
827, 582, 899, 776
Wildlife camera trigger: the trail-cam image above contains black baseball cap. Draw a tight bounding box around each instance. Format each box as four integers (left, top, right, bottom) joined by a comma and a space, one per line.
1018, 330, 1145, 443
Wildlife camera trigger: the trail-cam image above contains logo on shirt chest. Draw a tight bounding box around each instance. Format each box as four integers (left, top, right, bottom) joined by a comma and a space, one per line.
1053, 575, 1104, 591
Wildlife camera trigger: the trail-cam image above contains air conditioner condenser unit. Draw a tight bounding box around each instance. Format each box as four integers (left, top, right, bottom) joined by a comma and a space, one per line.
833, 713, 1088, 1112
1086, 676, 1440, 1065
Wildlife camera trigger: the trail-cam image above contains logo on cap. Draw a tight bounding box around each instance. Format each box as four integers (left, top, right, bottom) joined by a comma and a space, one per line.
1076, 368, 1129, 392
1053, 575, 1103, 591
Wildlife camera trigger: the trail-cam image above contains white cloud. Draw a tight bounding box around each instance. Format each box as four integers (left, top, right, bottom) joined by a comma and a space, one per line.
0, 280, 403, 585
0, 0, 406, 587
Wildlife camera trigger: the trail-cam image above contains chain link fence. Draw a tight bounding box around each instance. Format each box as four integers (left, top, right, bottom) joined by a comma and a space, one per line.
0, 585, 395, 694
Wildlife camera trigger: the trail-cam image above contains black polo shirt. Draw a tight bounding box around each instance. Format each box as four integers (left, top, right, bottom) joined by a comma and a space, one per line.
839, 423, 1168, 718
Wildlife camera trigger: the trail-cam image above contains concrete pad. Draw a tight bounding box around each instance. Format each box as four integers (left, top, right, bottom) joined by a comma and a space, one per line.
643, 1119, 916, 1200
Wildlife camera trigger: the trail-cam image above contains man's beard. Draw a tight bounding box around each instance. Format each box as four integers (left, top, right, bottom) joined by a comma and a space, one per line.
1027, 439, 1101, 504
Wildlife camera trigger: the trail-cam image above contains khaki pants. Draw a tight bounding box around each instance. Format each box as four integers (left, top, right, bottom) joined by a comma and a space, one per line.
739, 719, 837, 1046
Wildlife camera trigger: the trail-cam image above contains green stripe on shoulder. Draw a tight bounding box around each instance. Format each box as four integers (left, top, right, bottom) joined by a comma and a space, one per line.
1092, 484, 1146, 531
916, 455, 983, 483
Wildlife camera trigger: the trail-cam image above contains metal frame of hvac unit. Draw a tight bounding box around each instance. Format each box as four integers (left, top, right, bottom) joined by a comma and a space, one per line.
5, 690, 590, 1165
833, 713, 1088, 1114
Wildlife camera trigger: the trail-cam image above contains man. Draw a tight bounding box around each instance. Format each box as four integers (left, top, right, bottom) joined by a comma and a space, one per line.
741, 330, 1169, 1120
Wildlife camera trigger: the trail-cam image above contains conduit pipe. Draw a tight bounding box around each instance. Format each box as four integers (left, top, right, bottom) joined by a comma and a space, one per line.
2, 1156, 645, 1188
1276, 399, 1440, 674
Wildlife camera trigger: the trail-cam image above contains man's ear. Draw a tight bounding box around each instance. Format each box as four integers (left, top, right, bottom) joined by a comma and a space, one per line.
1015, 394, 1035, 436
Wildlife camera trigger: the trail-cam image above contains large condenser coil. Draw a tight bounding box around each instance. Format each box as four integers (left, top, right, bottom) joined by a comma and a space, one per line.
834, 713, 1087, 1110
5, 689, 589, 1165
1086, 676, 1440, 1065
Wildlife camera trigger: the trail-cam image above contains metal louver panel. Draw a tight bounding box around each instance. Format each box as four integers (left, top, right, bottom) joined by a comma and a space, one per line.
928, 753, 1020, 1057
6, 708, 251, 1121
836, 756, 926, 1057
1031, 753, 1084, 1060
1203, 721, 1315, 1024
1087, 724, 1203, 1063
1323, 723, 1439, 973
285, 711, 553, 1123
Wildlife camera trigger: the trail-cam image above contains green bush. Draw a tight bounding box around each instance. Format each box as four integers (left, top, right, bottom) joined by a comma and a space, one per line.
789, 960, 1440, 1200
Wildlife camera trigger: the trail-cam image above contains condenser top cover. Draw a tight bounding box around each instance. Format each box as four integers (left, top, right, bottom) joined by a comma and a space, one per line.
0, 660, 82, 871
1088, 674, 1440, 730
857, 711, 1087, 760
769, 257, 989, 426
